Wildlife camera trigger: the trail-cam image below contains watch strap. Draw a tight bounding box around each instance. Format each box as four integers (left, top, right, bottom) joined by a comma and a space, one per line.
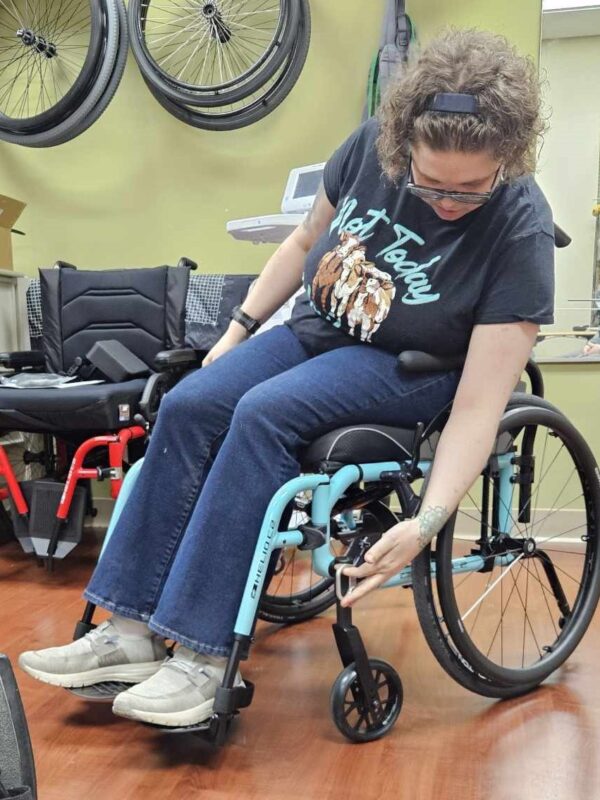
231, 305, 261, 335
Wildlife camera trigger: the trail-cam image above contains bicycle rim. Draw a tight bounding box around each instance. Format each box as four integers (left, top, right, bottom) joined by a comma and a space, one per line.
0, 0, 102, 133
144, 0, 309, 130
131, 0, 296, 106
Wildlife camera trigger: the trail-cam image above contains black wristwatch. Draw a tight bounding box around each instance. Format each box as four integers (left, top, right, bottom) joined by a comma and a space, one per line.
231, 305, 261, 336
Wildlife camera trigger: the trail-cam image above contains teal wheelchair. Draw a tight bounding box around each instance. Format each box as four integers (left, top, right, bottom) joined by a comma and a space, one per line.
69, 348, 600, 744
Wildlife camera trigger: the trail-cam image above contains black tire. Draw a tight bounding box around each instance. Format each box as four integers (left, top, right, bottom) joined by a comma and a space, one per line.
411, 455, 537, 699
411, 544, 540, 698
0, 0, 103, 134
436, 406, 600, 688
129, 0, 300, 107
143, 0, 311, 131
36, 0, 129, 147
258, 498, 398, 625
0, 0, 124, 146
330, 659, 403, 743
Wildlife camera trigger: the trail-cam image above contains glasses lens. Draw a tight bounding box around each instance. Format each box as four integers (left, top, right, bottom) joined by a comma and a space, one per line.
407, 185, 490, 206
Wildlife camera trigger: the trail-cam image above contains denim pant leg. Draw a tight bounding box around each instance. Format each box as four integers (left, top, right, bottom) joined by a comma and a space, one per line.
149, 343, 460, 655
84, 326, 309, 621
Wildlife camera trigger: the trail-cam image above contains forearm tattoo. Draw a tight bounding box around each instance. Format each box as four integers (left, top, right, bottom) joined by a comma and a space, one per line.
417, 505, 450, 548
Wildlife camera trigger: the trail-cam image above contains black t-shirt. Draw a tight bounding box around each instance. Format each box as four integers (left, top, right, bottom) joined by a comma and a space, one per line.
287, 118, 555, 357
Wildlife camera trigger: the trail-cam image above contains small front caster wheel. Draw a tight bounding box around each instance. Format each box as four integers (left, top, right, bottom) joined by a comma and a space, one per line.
329, 658, 403, 743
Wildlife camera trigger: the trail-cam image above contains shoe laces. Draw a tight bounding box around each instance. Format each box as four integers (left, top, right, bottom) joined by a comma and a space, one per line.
165, 655, 212, 681
85, 620, 119, 648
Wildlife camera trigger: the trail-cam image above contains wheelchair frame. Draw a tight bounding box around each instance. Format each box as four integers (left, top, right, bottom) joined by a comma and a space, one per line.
72, 410, 536, 744
69, 352, 600, 744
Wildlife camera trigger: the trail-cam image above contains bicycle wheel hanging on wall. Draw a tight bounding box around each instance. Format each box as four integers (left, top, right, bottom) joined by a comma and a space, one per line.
0, 0, 128, 147
129, 0, 311, 131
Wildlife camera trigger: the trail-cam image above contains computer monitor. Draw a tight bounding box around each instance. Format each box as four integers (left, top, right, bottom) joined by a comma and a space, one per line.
281, 162, 326, 214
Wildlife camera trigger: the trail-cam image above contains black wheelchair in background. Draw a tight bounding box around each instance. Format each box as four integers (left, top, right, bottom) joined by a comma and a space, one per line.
0, 260, 198, 566
0, 263, 257, 567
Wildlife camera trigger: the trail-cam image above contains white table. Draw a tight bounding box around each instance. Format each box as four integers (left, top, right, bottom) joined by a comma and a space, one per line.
0, 270, 29, 353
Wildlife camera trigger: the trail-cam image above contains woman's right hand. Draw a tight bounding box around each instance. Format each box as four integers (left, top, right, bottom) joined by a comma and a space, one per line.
202, 323, 249, 367
582, 342, 600, 357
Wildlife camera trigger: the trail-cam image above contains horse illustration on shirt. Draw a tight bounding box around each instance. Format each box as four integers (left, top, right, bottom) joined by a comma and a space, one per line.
346, 266, 396, 342
312, 231, 363, 310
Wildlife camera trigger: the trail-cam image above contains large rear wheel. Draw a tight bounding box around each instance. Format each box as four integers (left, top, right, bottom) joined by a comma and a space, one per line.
435, 406, 600, 689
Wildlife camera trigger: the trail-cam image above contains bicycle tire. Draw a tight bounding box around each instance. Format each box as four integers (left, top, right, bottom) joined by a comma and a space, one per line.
32, 0, 129, 147
0, 0, 103, 134
144, 0, 310, 131
129, 0, 300, 108
436, 405, 600, 688
0, 0, 122, 146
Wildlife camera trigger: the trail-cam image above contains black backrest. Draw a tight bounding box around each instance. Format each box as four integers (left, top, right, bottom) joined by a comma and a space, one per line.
40, 265, 190, 373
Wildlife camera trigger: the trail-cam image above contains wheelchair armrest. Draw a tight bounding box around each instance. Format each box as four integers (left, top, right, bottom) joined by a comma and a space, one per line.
398, 352, 544, 397
0, 350, 46, 370
397, 351, 465, 372
154, 348, 200, 371
524, 358, 544, 398
139, 372, 170, 424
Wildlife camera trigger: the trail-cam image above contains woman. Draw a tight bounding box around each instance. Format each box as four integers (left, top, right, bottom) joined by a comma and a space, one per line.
19, 29, 554, 729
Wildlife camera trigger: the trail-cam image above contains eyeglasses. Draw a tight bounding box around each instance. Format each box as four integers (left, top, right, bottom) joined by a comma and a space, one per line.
406, 155, 503, 206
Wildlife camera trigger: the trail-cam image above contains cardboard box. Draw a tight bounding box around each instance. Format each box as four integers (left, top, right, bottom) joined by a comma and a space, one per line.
0, 194, 26, 270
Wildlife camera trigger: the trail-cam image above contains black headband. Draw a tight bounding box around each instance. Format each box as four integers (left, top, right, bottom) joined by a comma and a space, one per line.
426, 92, 480, 115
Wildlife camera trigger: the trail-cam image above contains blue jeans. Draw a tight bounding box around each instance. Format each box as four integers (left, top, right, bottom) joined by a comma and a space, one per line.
85, 325, 460, 656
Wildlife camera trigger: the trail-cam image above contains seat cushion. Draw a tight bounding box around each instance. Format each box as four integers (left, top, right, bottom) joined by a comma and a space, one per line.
0, 379, 147, 433
301, 424, 439, 470
300, 393, 558, 471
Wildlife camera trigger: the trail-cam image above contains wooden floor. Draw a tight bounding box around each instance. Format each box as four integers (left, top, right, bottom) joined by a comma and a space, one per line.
3, 538, 600, 800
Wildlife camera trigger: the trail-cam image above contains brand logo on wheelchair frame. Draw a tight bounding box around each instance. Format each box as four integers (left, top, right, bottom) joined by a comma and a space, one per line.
251, 520, 276, 599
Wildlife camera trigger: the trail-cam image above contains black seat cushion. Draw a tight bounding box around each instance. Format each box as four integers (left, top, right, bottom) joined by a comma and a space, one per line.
301, 393, 560, 471
301, 424, 439, 470
0, 380, 146, 433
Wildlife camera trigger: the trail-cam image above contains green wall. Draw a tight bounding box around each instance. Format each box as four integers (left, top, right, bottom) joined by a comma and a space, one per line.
407, 0, 542, 58
2, 0, 542, 279
1, 1, 388, 278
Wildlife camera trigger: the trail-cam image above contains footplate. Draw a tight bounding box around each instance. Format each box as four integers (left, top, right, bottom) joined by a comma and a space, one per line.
67, 679, 255, 745
67, 681, 136, 702
143, 719, 213, 735
141, 681, 256, 740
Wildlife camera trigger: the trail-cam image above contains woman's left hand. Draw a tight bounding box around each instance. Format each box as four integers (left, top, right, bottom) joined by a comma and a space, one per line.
340, 517, 425, 607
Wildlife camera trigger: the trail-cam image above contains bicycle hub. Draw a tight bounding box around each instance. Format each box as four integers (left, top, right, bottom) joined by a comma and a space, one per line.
201, 4, 232, 44
16, 29, 57, 59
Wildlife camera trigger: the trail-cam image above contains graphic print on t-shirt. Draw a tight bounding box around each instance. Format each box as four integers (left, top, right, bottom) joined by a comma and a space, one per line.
289, 118, 555, 356
309, 230, 396, 342
330, 196, 443, 307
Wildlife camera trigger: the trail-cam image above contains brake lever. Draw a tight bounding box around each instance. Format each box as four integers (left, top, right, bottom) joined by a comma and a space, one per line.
335, 563, 357, 603
333, 532, 380, 603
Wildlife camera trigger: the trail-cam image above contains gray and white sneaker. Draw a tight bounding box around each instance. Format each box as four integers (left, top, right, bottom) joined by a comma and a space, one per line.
18, 619, 167, 688
112, 646, 243, 728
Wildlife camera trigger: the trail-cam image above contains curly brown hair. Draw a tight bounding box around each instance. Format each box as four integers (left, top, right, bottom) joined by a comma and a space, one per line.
376, 29, 545, 182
